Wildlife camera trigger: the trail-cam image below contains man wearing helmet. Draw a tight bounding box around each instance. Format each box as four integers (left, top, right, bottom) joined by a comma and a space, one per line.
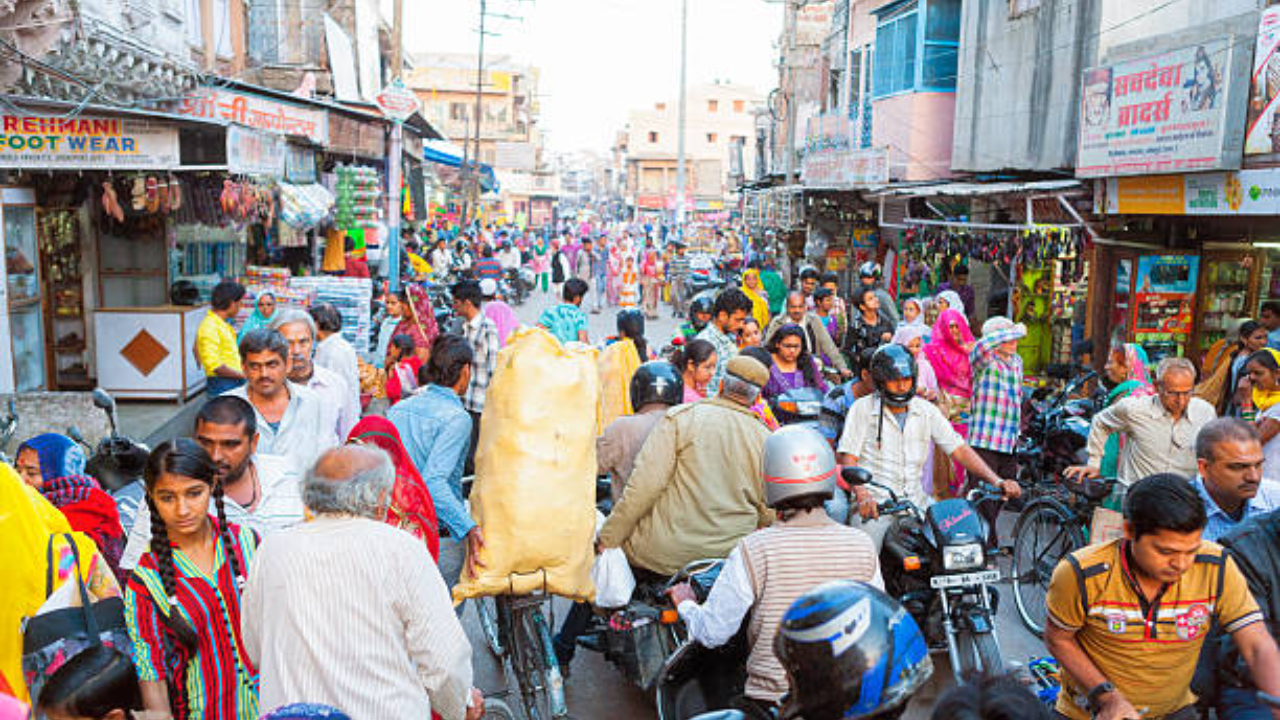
679, 291, 716, 341
859, 261, 900, 326
599, 356, 775, 577
666, 427, 883, 719
837, 345, 1020, 547
599, 361, 683, 502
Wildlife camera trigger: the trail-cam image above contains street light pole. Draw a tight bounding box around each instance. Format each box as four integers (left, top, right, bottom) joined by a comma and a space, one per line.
675, 0, 688, 233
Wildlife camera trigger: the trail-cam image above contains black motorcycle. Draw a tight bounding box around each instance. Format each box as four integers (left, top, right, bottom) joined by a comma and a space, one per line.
71, 389, 149, 534
655, 615, 748, 720
844, 468, 1005, 683
1017, 364, 1101, 492
505, 267, 534, 306
683, 254, 726, 298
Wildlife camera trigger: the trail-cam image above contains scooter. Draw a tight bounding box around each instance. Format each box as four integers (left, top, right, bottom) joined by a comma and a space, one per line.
843, 467, 1005, 684
70, 388, 149, 534
768, 386, 825, 429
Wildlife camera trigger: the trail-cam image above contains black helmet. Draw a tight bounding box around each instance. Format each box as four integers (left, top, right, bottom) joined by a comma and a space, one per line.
630, 361, 683, 412
775, 581, 932, 720
689, 292, 716, 328
869, 345, 917, 407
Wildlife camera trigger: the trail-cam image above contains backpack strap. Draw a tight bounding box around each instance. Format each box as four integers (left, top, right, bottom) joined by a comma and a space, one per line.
1065, 553, 1111, 618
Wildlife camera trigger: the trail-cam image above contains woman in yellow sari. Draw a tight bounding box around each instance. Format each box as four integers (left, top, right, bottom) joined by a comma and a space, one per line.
741, 268, 771, 329
0, 463, 119, 702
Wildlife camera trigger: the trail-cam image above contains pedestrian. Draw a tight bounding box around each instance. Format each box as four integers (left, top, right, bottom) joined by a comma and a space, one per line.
388, 335, 480, 590
270, 309, 359, 441
739, 316, 764, 349
666, 242, 691, 317
845, 287, 896, 358
478, 278, 519, 348
1248, 348, 1280, 478
1068, 357, 1217, 484
759, 256, 787, 318
606, 243, 622, 306
697, 288, 754, 394
762, 325, 828, 400
34, 644, 144, 720
573, 237, 594, 283
674, 338, 717, 403
390, 286, 439, 364
228, 329, 337, 468
797, 267, 819, 310
618, 255, 640, 308
198, 280, 247, 396
1260, 301, 1280, 350
935, 289, 965, 318
124, 439, 259, 720
592, 236, 609, 313
1097, 342, 1156, 477
472, 244, 503, 282
550, 240, 571, 299
924, 307, 975, 496
536, 278, 590, 344
966, 317, 1028, 547
238, 292, 277, 340
241, 446, 483, 720
1043, 473, 1280, 720
373, 290, 405, 368
857, 262, 899, 326
531, 236, 550, 294
383, 334, 422, 405
936, 264, 975, 326
1191, 418, 1279, 542
763, 292, 851, 379
309, 303, 361, 417
893, 324, 939, 496
741, 268, 771, 329
430, 238, 452, 277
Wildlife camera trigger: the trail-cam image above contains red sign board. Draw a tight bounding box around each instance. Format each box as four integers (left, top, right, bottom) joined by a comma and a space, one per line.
375, 79, 421, 122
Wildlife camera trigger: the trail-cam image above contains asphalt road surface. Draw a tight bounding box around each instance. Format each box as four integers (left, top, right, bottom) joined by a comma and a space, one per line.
459, 290, 1048, 720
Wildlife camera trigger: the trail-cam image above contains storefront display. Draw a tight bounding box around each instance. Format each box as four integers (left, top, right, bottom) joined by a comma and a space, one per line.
2, 191, 45, 392
1132, 254, 1199, 361
1259, 248, 1280, 314
94, 305, 206, 400
38, 209, 90, 389
1194, 251, 1259, 359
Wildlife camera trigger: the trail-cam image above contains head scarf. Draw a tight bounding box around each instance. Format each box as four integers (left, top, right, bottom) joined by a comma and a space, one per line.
40, 474, 125, 584
1252, 348, 1280, 411
924, 308, 974, 396
936, 289, 965, 315
1108, 343, 1155, 404
891, 324, 927, 348
238, 292, 276, 339
740, 268, 771, 328
393, 285, 440, 356
346, 417, 440, 560
17, 433, 86, 485
899, 297, 925, 329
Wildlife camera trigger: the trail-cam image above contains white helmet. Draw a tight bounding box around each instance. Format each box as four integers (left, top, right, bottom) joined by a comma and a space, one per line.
762, 426, 837, 508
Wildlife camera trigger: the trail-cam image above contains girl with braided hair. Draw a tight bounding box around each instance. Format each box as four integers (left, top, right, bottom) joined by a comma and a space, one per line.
123, 439, 260, 720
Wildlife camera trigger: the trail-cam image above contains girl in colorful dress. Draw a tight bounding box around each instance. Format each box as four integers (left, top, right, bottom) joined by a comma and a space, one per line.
124, 439, 259, 720
618, 255, 640, 309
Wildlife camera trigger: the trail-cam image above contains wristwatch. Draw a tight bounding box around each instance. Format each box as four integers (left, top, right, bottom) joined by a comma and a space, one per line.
1086, 681, 1116, 713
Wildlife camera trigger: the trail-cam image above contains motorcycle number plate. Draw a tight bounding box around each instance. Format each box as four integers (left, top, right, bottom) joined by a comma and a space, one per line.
930, 569, 1001, 589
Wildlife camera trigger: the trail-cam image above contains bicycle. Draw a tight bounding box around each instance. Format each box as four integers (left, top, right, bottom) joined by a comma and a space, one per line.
1010, 475, 1119, 637
488, 572, 567, 720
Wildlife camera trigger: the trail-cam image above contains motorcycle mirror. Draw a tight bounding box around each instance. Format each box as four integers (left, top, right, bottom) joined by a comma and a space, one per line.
66, 426, 89, 449
842, 467, 873, 487
91, 388, 116, 412
686, 713, 745, 720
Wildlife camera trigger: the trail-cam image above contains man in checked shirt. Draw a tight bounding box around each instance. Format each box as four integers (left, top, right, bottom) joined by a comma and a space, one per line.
967, 316, 1028, 548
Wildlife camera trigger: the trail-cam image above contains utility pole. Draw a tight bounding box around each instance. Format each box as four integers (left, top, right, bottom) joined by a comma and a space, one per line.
782, 0, 798, 186
675, 0, 688, 233
462, 0, 489, 229
387, 0, 405, 291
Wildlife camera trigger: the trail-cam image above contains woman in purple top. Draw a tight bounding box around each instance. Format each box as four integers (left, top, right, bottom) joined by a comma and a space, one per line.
763, 324, 829, 400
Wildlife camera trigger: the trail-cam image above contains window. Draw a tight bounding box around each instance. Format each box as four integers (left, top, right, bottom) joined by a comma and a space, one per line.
733, 100, 745, 113
707, 100, 718, 112
872, 0, 959, 97
648, 131, 659, 143
1009, 0, 1040, 16
730, 134, 747, 144
450, 103, 468, 121
707, 133, 717, 143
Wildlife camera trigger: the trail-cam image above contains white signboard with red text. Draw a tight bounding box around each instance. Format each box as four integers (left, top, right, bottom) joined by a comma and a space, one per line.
175, 88, 329, 145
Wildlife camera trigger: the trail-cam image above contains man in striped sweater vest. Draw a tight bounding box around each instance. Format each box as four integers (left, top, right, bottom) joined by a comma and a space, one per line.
667, 426, 882, 719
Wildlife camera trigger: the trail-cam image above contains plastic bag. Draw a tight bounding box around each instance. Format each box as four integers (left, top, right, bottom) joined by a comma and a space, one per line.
453, 327, 601, 603
591, 549, 636, 609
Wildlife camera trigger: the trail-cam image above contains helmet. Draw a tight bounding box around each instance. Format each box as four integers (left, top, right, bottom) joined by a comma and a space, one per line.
858, 261, 882, 280
775, 581, 932, 720
869, 345, 917, 408
762, 426, 836, 508
688, 292, 716, 328
629, 361, 683, 412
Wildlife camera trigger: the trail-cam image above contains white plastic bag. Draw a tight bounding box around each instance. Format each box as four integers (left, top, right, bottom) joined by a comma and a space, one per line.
591, 548, 636, 609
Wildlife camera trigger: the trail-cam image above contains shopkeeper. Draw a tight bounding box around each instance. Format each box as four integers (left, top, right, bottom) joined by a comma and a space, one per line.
198, 280, 248, 396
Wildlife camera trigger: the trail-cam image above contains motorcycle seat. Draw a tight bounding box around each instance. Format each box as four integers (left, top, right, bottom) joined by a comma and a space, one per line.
1064, 475, 1114, 502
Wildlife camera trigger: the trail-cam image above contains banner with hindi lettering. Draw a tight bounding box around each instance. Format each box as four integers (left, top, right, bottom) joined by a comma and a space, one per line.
174, 87, 329, 145
1077, 39, 1236, 178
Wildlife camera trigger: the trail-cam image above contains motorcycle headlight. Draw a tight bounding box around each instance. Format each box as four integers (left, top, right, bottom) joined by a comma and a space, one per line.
942, 543, 985, 571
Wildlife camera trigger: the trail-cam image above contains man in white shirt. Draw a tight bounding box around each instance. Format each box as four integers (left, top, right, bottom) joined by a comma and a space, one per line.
1069, 356, 1217, 484
119, 394, 304, 570
271, 309, 360, 439
837, 345, 1018, 547
241, 445, 484, 720
230, 329, 338, 467
497, 240, 522, 271
310, 302, 362, 413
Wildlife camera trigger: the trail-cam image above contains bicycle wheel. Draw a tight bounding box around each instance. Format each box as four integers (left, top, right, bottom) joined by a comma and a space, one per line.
1011, 499, 1085, 637
510, 605, 565, 720
478, 596, 505, 658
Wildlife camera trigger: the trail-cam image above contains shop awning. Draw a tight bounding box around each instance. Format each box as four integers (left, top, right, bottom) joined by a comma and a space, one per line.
423, 139, 466, 167
279, 182, 335, 228
866, 179, 1084, 198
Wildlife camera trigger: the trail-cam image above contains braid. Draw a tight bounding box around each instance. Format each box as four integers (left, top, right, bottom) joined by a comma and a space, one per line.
211, 482, 244, 588
146, 497, 198, 653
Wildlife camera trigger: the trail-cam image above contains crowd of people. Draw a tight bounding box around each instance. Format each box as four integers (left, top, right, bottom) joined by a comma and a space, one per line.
5, 217, 1280, 720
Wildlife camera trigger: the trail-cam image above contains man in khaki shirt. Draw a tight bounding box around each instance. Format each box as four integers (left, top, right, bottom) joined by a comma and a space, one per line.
599, 356, 774, 576
1068, 357, 1216, 484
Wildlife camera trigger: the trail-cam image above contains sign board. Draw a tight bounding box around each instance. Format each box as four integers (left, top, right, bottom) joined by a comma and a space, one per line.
0, 114, 179, 169
1077, 39, 1237, 178
494, 141, 537, 171
175, 87, 329, 145
227, 126, 286, 176
1247, 7, 1280, 155
1105, 168, 1280, 215
375, 79, 421, 122
801, 113, 888, 188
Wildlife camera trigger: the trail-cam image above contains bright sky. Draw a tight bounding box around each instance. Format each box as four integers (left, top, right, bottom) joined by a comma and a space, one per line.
401, 0, 782, 154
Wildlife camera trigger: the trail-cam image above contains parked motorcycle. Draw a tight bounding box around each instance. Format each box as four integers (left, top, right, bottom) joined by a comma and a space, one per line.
1017, 364, 1101, 491
683, 254, 726, 298
71, 388, 149, 534
768, 386, 825, 429
844, 467, 1005, 683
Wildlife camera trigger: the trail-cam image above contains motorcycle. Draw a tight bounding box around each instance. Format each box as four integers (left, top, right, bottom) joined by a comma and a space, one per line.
683, 254, 725, 298
1017, 364, 1101, 491
843, 467, 1005, 684
504, 267, 534, 306
768, 386, 825, 429
71, 388, 149, 534
0, 398, 17, 464
655, 611, 748, 720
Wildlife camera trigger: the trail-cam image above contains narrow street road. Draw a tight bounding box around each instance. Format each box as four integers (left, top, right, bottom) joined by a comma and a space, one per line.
459, 290, 1050, 719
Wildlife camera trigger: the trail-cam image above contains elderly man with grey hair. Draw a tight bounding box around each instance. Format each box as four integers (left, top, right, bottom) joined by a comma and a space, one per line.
1068, 356, 1217, 484
242, 446, 485, 720
269, 307, 360, 439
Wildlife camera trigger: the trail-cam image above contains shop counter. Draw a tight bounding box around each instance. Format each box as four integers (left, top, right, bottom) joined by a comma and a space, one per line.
94, 305, 208, 401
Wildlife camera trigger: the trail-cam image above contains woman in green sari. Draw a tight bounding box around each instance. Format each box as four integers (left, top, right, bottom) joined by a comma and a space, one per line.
1098, 342, 1155, 477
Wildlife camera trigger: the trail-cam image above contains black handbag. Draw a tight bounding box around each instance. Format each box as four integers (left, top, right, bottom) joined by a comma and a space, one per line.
21, 534, 131, 707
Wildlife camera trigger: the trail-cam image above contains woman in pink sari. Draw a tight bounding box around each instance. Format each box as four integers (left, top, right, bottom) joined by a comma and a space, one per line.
923, 308, 974, 497
606, 244, 623, 306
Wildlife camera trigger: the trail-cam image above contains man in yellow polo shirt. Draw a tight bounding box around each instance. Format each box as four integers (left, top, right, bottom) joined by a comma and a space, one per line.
198, 280, 247, 396
1045, 473, 1280, 720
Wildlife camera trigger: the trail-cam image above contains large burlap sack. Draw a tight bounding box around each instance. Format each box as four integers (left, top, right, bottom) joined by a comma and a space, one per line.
598, 338, 642, 431
453, 327, 601, 603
